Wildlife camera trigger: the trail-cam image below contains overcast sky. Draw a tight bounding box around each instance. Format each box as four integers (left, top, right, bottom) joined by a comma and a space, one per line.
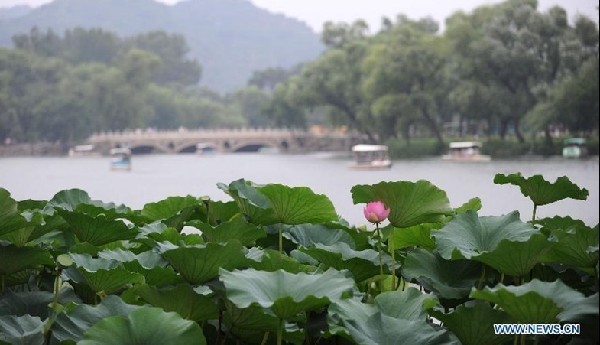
1, 0, 598, 32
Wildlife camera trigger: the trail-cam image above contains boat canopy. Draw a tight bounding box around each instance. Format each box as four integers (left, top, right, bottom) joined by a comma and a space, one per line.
352, 144, 388, 152
449, 141, 482, 149
73, 144, 95, 152
110, 147, 131, 155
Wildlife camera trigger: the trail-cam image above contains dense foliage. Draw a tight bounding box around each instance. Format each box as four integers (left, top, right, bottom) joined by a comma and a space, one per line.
0, 29, 274, 145
0, 173, 597, 344
265, 0, 599, 146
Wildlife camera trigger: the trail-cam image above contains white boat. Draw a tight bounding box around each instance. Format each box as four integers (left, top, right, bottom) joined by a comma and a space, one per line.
442, 141, 491, 161
68, 144, 98, 157
351, 144, 392, 169
110, 147, 131, 170
562, 138, 588, 159
196, 143, 217, 155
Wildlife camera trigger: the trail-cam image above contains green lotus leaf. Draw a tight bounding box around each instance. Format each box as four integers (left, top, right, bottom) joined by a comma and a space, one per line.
75, 201, 133, 218
95, 248, 181, 286
0, 188, 29, 238
539, 217, 599, 269
329, 297, 377, 325
17, 199, 47, 211
205, 200, 240, 224
430, 301, 512, 345
222, 301, 280, 344
402, 249, 481, 300
65, 254, 145, 294
220, 180, 338, 225
163, 241, 249, 284
70, 253, 118, 271
0, 244, 54, 275
77, 268, 145, 294
97, 248, 138, 262
374, 288, 439, 320
0, 291, 53, 317
0, 223, 35, 246
284, 223, 355, 248
79, 306, 205, 345
138, 221, 168, 236
220, 268, 356, 319
218, 179, 272, 208
0, 288, 80, 319
141, 195, 200, 221
192, 214, 266, 245
494, 173, 589, 206
387, 224, 437, 250
299, 242, 393, 282
127, 284, 218, 322
455, 197, 483, 215
147, 227, 204, 246
344, 313, 459, 345
330, 289, 446, 341
1, 270, 36, 288
474, 233, 554, 277
0, 314, 44, 345
327, 296, 376, 337
60, 212, 137, 246
48, 188, 92, 211
123, 261, 184, 287
471, 279, 599, 324
51, 295, 139, 343
218, 179, 274, 223
23, 211, 65, 244
434, 211, 536, 260
258, 184, 338, 225
351, 180, 453, 228
247, 248, 317, 273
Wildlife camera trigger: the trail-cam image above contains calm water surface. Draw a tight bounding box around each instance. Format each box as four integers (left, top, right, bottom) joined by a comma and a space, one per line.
1, 153, 598, 226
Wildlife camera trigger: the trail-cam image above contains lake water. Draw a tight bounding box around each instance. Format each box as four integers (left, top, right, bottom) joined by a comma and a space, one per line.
1, 153, 598, 226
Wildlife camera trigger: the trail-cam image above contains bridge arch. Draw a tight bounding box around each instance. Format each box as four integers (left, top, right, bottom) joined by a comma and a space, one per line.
173, 140, 221, 154
229, 140, 281, 153
128, 142, 170, 154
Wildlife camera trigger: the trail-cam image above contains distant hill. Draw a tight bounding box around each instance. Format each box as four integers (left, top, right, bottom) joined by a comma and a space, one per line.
0, 0, 324, 92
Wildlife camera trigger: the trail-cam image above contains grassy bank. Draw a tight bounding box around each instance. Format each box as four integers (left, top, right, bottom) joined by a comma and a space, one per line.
386, 135, 599, 159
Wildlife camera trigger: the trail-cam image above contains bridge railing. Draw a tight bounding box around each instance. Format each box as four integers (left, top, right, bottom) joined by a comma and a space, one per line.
87, 127, 355, 141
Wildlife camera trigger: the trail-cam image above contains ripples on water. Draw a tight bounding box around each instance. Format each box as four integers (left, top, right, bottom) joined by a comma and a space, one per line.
0, 153, 598, 226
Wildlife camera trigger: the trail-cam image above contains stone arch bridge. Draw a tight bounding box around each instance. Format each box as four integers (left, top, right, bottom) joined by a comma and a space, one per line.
86, 128, 364, 155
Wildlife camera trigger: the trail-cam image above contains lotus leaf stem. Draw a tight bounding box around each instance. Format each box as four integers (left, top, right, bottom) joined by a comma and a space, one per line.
261, 332, 269, 345
52, 268, 62, 311
376, 224, 384, 283
278, 223, 283, 254
477, 265, 486, 290
277, 318, 284, 345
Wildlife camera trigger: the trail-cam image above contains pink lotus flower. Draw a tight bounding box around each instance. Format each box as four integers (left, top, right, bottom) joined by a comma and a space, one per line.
363, 201, 390, 224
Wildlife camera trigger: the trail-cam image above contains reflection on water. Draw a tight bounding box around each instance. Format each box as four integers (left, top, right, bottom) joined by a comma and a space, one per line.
0, 154, 598, 226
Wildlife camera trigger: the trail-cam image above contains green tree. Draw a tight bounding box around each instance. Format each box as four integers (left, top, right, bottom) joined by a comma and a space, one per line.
362, 16, 450, 145
62, 28, 121, 65
124, 31, 201, 86
229, 86, 271, 127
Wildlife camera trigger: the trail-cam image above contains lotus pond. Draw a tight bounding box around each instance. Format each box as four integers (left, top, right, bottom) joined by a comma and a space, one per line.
0, 173, 598, 344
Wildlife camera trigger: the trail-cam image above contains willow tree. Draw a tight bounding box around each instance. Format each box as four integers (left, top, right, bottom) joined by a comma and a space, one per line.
362, 16, 451, 145
446, 0, 596, 142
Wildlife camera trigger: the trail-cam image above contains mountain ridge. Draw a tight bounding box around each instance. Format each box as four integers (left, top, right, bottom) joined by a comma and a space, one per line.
0, 0, 324, 92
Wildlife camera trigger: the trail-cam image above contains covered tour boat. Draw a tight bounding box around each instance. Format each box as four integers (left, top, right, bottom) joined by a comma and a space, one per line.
442, 141, 491, 161
109, 147, 131, 171
562, 138, 588, 158
351, 144, 392, 169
